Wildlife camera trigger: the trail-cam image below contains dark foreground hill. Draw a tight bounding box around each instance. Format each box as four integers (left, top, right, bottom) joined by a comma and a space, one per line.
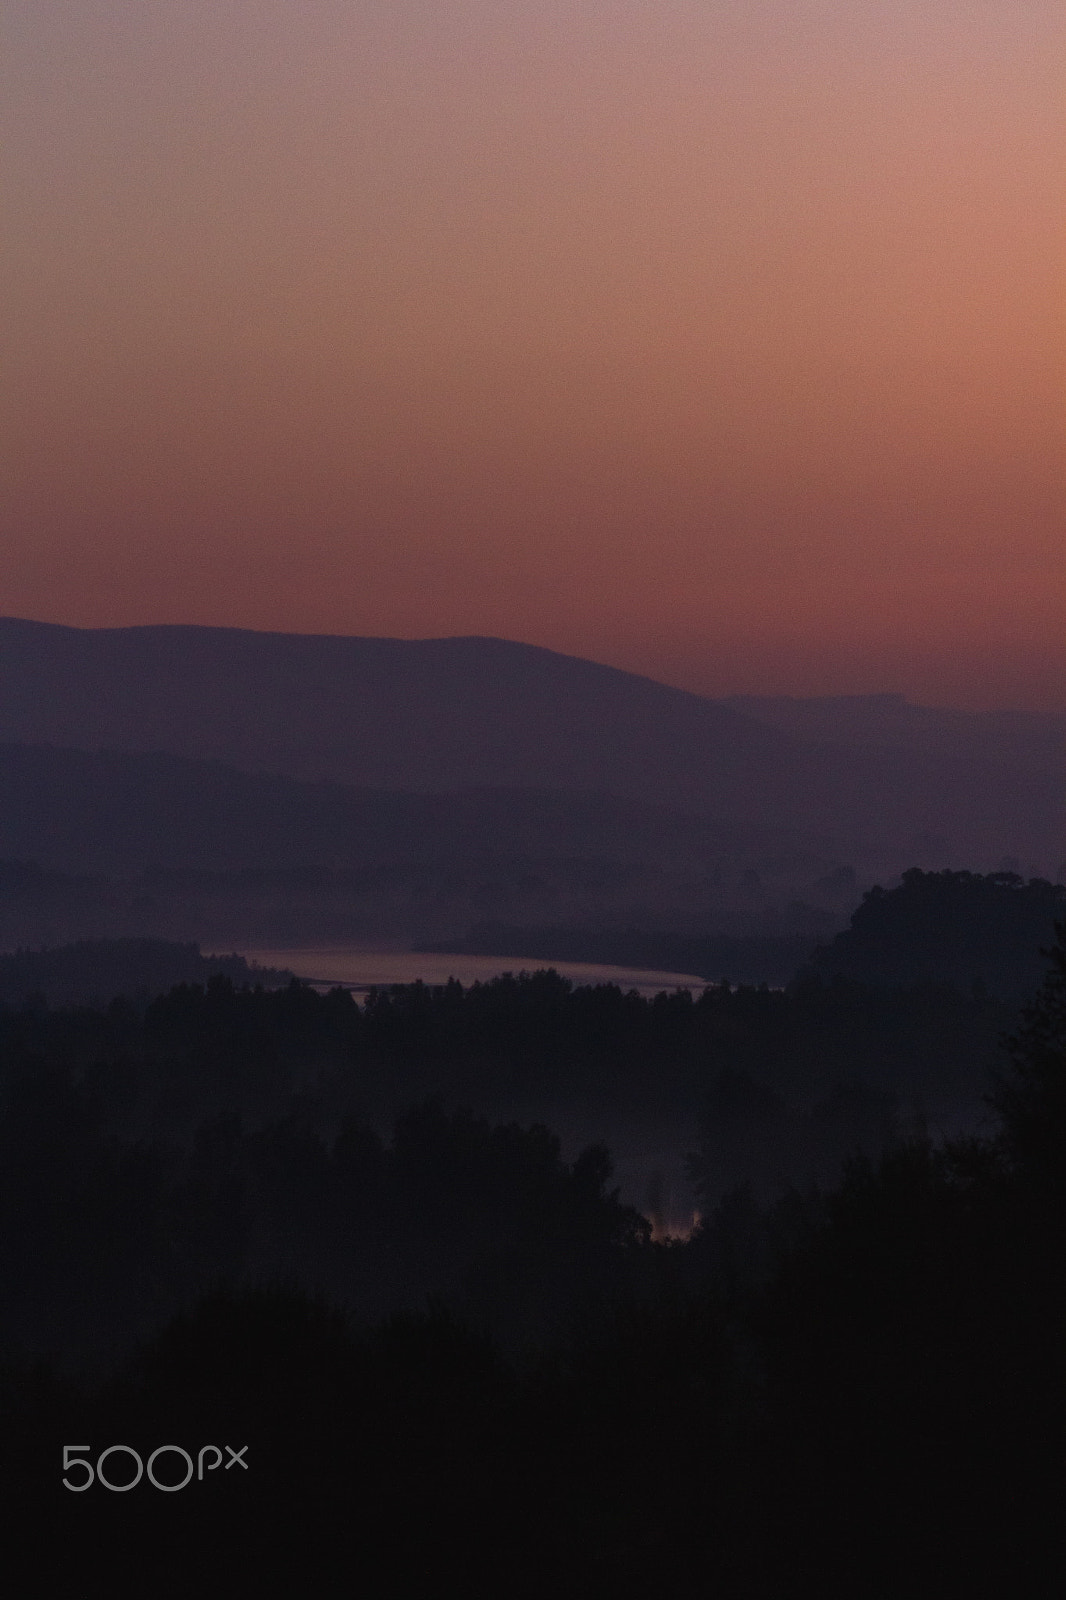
2, 928, 1059, 1594
1, 617, 1062, 869
4, 938, 1060, 1595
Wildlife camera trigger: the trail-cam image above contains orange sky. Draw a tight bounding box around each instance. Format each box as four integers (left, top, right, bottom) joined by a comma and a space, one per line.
3, 1, 1063, 708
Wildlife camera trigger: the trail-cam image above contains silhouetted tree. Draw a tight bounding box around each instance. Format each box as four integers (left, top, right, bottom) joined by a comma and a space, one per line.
989, 920, 1066, 1197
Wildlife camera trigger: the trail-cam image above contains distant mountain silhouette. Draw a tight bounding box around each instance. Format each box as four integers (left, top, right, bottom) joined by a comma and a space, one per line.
726, 692, 1065, 767
0, 618, 1061, 869
0, 618, 784, 804
0, 742, 793, 873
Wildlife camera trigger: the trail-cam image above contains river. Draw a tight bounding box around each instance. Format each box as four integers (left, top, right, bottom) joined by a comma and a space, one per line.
224, 945, 708, 1000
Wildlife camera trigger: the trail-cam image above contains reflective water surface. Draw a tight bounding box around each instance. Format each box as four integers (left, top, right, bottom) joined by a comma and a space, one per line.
225, 946, 708, 1000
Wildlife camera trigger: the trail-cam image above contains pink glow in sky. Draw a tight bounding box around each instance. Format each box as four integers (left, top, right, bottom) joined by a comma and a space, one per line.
3, 1, 1063, 707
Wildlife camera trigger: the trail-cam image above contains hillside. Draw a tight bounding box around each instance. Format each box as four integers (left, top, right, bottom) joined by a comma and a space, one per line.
0, 618, 1061, 871
0, 618, 784, 807
811, 868, 1066, 999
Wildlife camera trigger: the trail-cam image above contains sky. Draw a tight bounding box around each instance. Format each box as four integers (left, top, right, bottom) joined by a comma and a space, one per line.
3, 1, 1063, 709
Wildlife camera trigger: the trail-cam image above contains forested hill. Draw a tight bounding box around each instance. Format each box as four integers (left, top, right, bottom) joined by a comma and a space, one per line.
812, 868, 1066, 997
432, 870, 1066, 994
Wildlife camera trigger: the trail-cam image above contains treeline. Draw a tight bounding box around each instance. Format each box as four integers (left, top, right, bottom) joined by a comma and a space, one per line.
812, 867, 1066, 996
0, 938, 292, 1008
0, 953, 1017, 1367
3, 929, 1062, 1595
0, 1075, 648, 1366
0, 959, 1007, 1135
442, 868, 1066, 996
427, 924, 822, 984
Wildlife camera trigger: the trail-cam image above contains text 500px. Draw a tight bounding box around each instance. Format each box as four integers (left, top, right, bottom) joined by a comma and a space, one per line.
62, 1444, 249, 1491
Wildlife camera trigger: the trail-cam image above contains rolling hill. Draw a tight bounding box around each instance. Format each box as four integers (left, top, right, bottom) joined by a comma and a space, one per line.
0, 618, 1061, 874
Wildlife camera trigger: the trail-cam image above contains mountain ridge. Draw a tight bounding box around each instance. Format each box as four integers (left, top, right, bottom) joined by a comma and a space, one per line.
0, 616, 789, 801
0, 618, 1061, 872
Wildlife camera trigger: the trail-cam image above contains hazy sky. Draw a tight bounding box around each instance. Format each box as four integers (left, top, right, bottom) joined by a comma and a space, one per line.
3, 1, 1063, 707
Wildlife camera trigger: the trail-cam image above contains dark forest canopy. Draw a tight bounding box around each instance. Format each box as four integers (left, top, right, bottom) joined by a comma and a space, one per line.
0, 938, 292, 1008
0, 959, 1009, 1132
812, 868, 1066, 997
2, 929, 1062, 1595
0, 951, 1016, 1364
0, 946, 1048, 1367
